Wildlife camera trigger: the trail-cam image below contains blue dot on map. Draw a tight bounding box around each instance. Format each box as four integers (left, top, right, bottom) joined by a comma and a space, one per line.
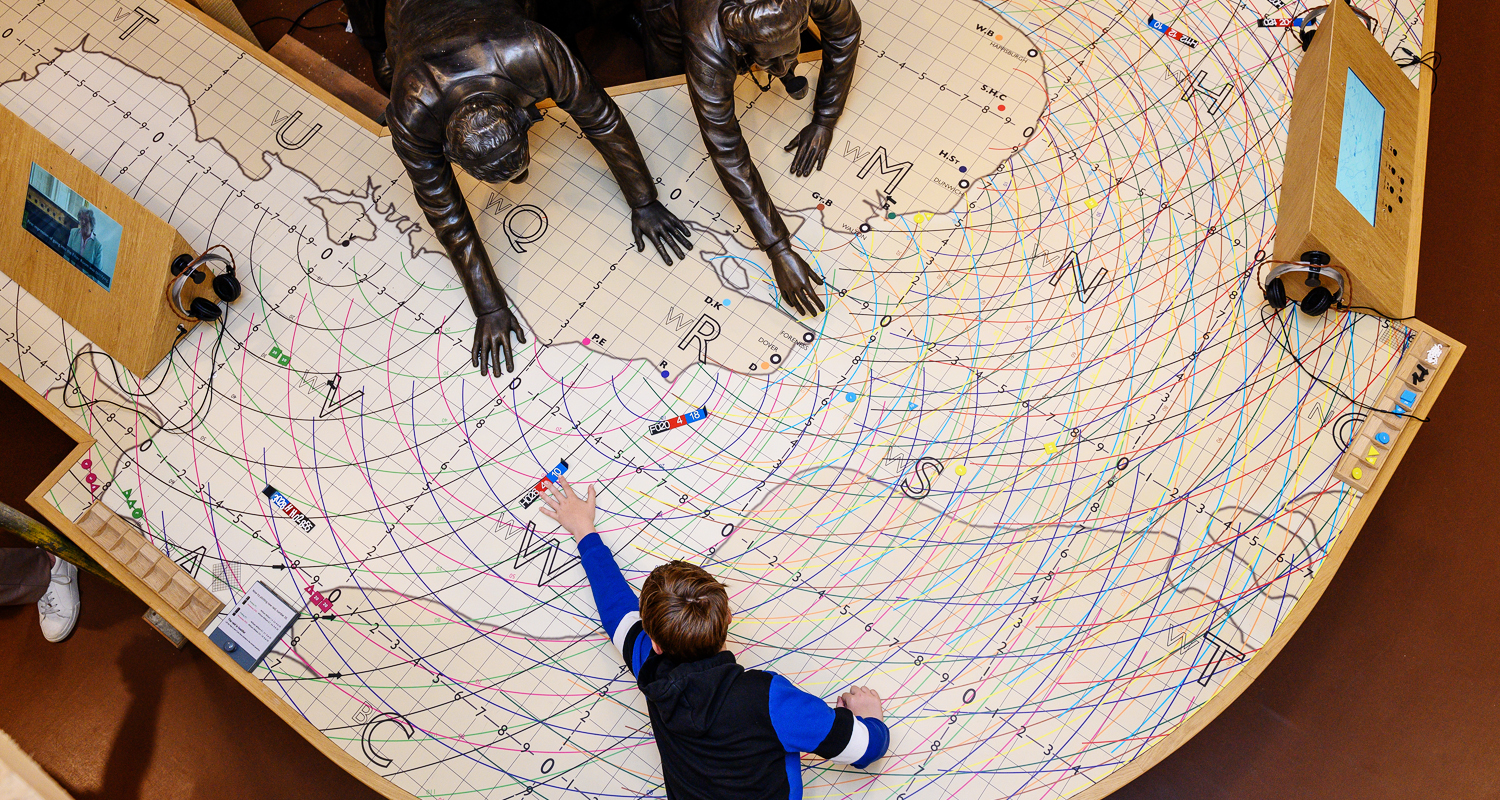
959, 166, 968, 173
846, 392, 857, 402
722, 298, 731, 306
661, 370, 670, 379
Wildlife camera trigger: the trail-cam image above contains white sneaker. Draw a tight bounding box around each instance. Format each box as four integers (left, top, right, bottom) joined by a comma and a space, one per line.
37, 557, 80, 642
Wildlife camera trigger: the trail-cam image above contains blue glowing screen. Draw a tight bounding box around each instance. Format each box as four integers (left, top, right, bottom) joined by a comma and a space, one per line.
1335, 69, 1385, 226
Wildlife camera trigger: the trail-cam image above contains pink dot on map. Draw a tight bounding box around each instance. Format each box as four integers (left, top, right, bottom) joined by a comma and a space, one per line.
581, 337, 592, 346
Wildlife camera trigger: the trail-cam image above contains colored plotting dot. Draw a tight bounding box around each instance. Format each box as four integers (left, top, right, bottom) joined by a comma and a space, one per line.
997, 104, 1006, 111
817, 203, 826, 210
722, 298, 731, 306
761, 362, 769, 369
660, 370, 670, 379
581, 337, 592, 346
887, 212, 896, 219
958, 166, 968, 173
954, 465, 968, 476
845, 392, 857, 402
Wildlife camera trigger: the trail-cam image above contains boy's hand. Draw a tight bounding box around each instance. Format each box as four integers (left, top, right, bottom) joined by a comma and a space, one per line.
837, 685, 884, 720
538, 476, 597, 543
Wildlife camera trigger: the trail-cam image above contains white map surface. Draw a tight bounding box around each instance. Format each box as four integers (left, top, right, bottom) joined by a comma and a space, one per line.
0, 0, 1429, 797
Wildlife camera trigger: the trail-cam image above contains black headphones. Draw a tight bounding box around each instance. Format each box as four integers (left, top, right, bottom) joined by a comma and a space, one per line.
1295, 1, 1378, 51
168, 246, 240, 322
1262, 251, 1348, 316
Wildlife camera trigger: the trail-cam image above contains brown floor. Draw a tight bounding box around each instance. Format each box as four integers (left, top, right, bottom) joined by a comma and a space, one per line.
2, 1, 1498, 799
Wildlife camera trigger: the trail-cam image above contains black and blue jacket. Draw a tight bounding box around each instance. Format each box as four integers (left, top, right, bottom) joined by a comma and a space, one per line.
578, 533, 890, 800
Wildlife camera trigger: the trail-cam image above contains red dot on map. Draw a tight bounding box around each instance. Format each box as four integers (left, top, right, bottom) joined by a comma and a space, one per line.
998, 104, 1006, 111
817, 203, 825, 211
581, 337, 592, 346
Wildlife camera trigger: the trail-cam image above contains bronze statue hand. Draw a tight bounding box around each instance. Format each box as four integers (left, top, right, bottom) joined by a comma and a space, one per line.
473, 306, 528, 376
784, 122, 835, 178
767, 242, 825, 317
631, 200, 694, 265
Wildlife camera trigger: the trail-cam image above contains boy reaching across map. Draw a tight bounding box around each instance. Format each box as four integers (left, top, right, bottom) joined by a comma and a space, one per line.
539, 476, 890, 799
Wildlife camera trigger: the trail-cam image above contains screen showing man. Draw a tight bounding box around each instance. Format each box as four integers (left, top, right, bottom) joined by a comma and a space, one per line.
22, 163, 123, 290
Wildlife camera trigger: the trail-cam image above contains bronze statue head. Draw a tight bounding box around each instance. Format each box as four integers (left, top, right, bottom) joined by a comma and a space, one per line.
721, 0, 808, 78
444, 94, 536, 184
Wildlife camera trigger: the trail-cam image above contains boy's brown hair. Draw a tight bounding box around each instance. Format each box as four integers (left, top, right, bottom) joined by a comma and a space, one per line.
640, 561, 730, 660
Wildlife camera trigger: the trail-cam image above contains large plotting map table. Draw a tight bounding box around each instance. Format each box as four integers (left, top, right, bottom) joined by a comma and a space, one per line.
0, 0, 1455, 798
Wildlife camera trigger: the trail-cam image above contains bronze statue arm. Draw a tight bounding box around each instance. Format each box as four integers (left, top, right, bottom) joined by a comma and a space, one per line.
784, 0, 861, 177
685, 55, 790, 249
533, 26, 693, 263
389, 118, 527, 373
534, 27, 658, 210
808, 0, 861, 128
686, 55, 823, 316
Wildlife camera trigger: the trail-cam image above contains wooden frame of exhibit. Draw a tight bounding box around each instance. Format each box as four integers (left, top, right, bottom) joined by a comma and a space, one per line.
0, 104, 199, 378
1273, 0, 1422, 319
28, 1, 1448, 799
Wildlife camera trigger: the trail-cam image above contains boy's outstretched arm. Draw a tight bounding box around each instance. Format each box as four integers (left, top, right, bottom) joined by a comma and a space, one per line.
769, 678, 891, 769
540, 478, 654, 675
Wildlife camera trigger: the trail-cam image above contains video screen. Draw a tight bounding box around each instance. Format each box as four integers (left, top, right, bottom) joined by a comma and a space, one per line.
1335, 69, 1385, 227
22, 163, 123, 290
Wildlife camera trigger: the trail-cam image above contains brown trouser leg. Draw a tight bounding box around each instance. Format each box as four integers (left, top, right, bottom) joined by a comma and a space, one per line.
634, 0, 685, 79
0, 548, 51, 606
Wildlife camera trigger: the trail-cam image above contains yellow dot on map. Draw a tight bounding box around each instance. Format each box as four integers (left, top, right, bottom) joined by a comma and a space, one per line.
955, 465, 968, 476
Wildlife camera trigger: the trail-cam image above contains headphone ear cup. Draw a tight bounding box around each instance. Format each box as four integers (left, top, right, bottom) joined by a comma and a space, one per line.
1301, 286, 1334, 316
1264, 277, 1288, 309
189, 297, 223, 322
212, 272, 241, 303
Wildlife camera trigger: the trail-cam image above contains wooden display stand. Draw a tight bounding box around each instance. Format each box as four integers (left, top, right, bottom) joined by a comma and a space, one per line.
1274, 0, 1421, 319
73, 501, 225, 630
0, 104, 199, 378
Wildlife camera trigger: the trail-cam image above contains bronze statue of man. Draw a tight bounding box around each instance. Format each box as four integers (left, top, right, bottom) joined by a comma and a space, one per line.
363, 0, 694, 375
634, 0, 860, 318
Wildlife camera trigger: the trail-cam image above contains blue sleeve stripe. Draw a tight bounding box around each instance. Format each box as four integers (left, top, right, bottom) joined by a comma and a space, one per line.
784, 753, 803, 800
622, 620, 654, 676
850, 717, 890, 769
768, 674, 839, 753
576, 532, 638, 636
